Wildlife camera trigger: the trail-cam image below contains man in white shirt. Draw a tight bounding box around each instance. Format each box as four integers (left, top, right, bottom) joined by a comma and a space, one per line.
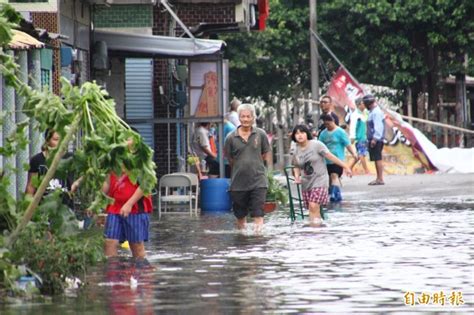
364, 94, 386, 185
349, 98, 370, 174
227, 99, 241, 127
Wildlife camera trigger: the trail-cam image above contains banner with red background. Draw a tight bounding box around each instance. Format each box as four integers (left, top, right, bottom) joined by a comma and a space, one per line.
326, 67, 434, 174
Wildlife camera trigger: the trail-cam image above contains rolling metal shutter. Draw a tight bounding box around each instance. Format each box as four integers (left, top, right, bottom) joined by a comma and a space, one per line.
125, 58, 154, 148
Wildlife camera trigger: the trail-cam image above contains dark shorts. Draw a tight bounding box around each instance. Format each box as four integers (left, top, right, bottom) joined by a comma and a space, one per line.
104, 213, 150, 243
355, 141, 368, 156
327, 164, 343, 177
369, 141, 384, 161
206, 156, 220, 176
230, 188, 267, 219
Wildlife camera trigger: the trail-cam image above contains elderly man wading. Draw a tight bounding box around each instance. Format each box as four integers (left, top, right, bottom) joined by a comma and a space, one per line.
224, 104, 271, 233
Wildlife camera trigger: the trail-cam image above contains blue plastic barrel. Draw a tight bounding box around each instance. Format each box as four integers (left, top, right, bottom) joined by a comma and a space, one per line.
200, 178, 232, 212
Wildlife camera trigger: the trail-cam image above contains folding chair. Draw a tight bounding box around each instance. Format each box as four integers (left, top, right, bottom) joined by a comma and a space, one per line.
158, 174, 194, 217
170, 172, 199, 214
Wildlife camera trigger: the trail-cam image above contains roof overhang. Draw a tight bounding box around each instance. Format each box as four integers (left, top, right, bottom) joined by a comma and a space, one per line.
9, 30, 44, 50
93, 29, 225, 58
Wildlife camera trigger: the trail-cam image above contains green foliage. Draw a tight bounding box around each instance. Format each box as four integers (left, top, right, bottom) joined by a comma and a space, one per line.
0, 4, 155, 296
0, 3, 21, 44
222, 0, 310, 100
223, 0, 473, 101
0, 247, 26, 294
10, 225, 105, 295
318, 0, 473, 88
266, 171, 288, 206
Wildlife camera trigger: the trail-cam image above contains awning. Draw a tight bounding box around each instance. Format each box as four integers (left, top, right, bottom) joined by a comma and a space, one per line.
9, 30, 44, 50
93, 30, 225, 58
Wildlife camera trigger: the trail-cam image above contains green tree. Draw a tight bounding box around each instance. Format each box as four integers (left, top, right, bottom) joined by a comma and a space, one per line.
222, 0, 311, 101
223, 0, 473, 123
318, 0, 474, 120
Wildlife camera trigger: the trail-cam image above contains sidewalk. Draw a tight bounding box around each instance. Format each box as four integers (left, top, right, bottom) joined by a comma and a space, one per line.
342, 173, 474, 201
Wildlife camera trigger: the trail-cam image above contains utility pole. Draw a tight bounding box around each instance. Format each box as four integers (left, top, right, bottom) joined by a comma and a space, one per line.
309, 0, 319, 119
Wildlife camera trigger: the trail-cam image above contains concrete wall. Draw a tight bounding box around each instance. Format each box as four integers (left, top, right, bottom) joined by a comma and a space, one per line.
59, 0, 91, 50
107, 57, 125, 117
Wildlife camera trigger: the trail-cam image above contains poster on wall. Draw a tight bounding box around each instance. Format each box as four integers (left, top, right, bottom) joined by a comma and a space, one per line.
188, 61, 228, 118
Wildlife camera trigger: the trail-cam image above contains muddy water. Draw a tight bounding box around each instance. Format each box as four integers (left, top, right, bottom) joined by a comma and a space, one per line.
2, 198, 473, 314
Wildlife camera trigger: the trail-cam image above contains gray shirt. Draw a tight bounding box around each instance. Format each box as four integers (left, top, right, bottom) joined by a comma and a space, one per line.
292, 140, 330, 191
224, 127, 270, 191
191, 126, 210, 160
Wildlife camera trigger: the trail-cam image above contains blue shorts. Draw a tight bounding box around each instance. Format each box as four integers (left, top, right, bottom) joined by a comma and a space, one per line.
104, 213, 150, 243
355, 141, 368, 156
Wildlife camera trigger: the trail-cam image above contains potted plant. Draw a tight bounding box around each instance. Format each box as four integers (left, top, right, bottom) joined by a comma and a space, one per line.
264, 172, 288, 213
187, 154, 203, 179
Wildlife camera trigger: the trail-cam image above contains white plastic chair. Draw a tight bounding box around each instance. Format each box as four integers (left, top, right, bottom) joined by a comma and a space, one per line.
158, 174, 194, 217
170, 172, 199, 214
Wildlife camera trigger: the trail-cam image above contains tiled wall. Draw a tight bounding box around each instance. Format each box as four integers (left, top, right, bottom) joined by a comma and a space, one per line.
154, 3, 235, 36
94, 4, 153, 28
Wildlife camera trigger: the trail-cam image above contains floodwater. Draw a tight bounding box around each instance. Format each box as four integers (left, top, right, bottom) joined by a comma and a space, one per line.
2, 197, 473, 314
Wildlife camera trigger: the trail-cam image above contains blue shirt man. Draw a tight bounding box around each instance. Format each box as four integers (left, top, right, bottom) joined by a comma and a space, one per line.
363, 94, 385, 185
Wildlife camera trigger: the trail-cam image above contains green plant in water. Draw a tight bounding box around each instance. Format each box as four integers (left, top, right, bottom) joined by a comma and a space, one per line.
0, 4, 157, 295
266, 172, 288, 206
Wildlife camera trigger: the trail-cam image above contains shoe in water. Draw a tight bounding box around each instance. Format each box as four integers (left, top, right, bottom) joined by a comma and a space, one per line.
329, 185, 336, 202
333, 186, 342, 202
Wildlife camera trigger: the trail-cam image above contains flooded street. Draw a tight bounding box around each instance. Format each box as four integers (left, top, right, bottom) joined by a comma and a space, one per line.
2, 174, 473, 314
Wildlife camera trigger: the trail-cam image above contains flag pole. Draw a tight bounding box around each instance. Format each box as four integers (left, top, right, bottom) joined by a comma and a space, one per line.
310, 29, 365, 91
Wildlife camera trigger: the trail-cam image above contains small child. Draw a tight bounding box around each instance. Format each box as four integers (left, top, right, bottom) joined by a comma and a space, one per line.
103, 129, 153, 259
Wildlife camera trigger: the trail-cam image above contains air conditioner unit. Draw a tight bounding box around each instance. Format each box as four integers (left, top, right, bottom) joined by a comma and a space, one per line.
235, 0, 258, 31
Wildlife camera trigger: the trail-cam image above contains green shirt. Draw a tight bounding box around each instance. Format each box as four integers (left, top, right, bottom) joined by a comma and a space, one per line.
319, 127, 350, 164
355, 118, 367, 142
224, 127, 270, 191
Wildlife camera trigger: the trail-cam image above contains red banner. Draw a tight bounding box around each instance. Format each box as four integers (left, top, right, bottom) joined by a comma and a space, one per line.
326, 67, 434, 174
258, 0, 270, 31
326, 67, 364, 112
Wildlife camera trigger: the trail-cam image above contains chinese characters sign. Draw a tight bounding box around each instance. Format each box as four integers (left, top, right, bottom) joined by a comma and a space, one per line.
404, 291, 464, 306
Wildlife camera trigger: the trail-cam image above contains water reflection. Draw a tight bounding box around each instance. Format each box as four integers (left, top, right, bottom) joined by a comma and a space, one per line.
1, 199, 473, 314
99, 258, 154, 315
